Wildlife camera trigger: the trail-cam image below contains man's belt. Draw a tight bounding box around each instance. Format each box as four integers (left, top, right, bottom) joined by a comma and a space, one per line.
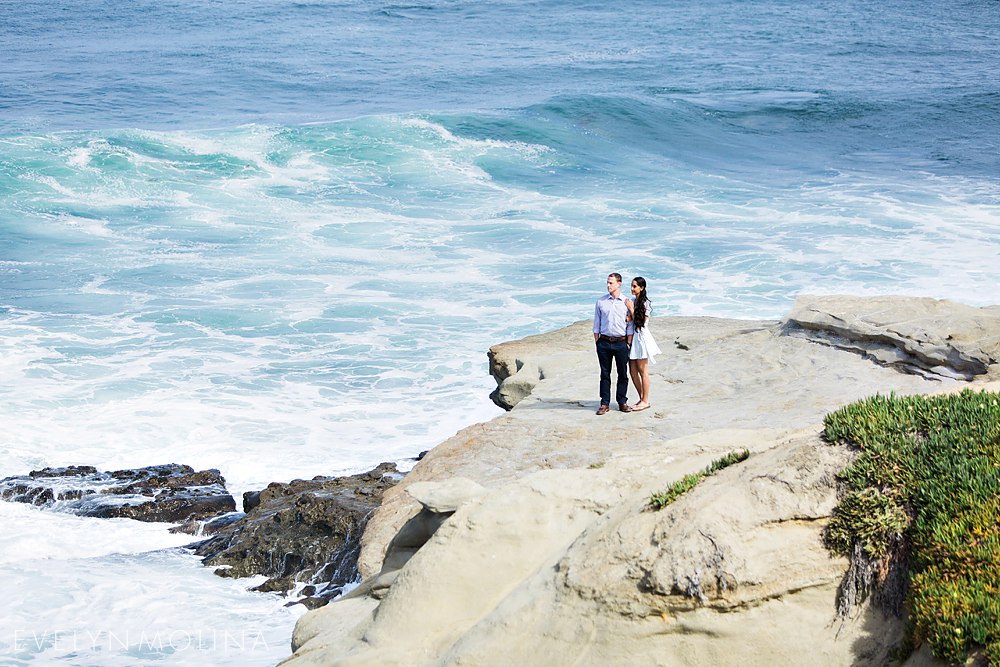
599, 335, 627, 342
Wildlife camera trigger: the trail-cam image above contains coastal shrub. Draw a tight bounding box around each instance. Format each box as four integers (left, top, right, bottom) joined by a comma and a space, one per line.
823, 390, 1000, 664
649, 449, 750, 510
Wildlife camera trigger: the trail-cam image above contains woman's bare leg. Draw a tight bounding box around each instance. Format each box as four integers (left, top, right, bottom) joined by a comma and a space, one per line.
634, 359, 651, 408
628, 359, 643, 404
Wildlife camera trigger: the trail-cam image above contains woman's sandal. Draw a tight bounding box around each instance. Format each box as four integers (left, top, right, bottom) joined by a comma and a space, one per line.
631, 403, 650, 411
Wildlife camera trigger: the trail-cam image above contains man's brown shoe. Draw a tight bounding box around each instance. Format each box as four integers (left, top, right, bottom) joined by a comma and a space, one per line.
596, 405, 609, 415
619, 403, 633, 413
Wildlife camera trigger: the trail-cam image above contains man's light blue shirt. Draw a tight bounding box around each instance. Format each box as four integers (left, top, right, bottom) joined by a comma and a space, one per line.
593, 293, 634, 337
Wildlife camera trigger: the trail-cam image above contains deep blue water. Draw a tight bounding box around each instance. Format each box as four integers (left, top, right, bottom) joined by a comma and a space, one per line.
1, 0, 999, 664
4, 0, 999, 179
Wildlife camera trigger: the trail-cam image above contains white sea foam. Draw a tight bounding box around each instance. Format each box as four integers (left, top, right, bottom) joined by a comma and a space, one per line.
0, 503, 192, 564
137, 125, 281, 167
398, 116, 553, 159
0, 300, 504, 495
56, 212, 115, 238
0, 504, 299, 664
1, 545, 301, 666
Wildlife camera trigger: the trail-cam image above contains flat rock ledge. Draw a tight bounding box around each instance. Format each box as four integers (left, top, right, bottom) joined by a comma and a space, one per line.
282, 295, 1000, 667
489, 295, 1000, 409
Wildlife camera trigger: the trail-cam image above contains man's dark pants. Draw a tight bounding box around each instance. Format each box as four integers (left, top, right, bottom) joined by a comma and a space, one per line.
596, 337, 629, 407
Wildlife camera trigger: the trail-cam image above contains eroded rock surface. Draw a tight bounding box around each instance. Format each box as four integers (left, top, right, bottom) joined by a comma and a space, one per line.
782, 295, 1000, 379
190, 463, 401, 608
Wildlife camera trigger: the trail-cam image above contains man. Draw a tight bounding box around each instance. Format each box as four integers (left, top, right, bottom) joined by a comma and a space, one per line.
593, 273, 633, 415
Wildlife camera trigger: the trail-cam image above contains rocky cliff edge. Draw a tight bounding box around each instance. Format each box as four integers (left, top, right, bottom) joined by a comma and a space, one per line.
280, 295, 1000, 667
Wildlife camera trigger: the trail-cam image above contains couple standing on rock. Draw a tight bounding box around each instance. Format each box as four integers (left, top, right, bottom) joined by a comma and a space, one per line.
593, 272, 662, 415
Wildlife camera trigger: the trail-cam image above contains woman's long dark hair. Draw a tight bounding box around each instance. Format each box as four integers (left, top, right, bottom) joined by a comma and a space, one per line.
632, 277, 649, 330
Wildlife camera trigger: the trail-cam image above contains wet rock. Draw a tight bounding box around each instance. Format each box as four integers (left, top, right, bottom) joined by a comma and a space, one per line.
243, 489, 264, 513
29, 465, 98, 478
0, 464, 236, 523
189, 462, 401, 608
169, 511, 246, 536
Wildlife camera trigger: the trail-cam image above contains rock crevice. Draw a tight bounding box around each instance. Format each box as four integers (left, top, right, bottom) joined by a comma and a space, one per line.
782, 295, 1000, 380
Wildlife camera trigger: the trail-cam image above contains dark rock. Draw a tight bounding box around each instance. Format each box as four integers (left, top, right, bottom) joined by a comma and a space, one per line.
30, 465, 98, 477
294, 594, 339, 610
0, 464, 236, 523
243, 489, 263, 513
169, 511, 246, 536
189, 462, 400, 608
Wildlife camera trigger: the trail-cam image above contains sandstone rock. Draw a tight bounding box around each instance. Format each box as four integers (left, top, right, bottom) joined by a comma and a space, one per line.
342, 478, 488, 604
190, 462, 401, 607
559, 432, 848, 615
359, 309, 975, 580
287, 296, 1000, 666
406, 478, 486, 514
0, 463, 235, 523
782, 294, 1000, 379
487, 326, 590, 411
283, 428, 950, 666
287, 596, 380, 663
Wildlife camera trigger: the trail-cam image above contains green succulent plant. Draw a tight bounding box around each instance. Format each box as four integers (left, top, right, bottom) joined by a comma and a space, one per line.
649, 449, 750, 510
824, 389, 1000, 664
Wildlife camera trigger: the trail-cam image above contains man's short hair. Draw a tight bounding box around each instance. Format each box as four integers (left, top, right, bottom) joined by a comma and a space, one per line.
608, 273, 622, 284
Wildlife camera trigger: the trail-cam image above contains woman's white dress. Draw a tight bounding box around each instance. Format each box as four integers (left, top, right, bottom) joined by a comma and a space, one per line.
629, 302, 661, 363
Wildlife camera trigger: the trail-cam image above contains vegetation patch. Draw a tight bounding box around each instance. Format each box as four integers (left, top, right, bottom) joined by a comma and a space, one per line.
649, 449, 750, 510
823, 389, 1000, 664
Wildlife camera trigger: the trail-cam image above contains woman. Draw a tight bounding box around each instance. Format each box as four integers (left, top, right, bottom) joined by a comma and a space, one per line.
625, 277, 661, 411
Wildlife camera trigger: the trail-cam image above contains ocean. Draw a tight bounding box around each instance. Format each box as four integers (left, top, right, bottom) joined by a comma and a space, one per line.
1, 0, 998, 664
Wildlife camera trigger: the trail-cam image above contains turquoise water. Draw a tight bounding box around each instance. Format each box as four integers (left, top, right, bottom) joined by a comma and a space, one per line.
2, 0, 999, 664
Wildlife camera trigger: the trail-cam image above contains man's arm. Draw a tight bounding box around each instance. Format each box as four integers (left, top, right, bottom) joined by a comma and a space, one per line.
593, 300, 602, 341
624, 298, 634, 346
